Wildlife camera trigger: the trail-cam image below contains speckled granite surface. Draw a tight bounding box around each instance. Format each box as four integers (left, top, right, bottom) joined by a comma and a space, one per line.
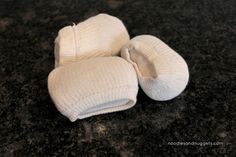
0, 0, 235, 156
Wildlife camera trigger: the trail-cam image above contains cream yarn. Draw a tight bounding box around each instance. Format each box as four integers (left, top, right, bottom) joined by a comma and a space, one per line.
48, 57, 138, 121
121, 35, 189, 101
54, 13, 130, 67
48, 13, 190, 121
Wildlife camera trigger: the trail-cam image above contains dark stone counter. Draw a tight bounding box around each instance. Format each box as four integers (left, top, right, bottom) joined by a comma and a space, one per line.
0, 0, 235, 156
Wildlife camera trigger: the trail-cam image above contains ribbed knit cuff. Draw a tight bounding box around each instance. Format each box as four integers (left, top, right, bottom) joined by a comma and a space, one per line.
67, 85, 137, 121
54, 26, 77, 67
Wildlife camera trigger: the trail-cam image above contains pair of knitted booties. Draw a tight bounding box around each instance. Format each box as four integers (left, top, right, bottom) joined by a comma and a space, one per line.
48, 14, 189, 122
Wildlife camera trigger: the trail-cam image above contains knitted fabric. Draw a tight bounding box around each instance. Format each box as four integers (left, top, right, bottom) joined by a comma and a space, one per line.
121, 35, 189, 101
48, 57, 138, 121
54, 13, 130, 67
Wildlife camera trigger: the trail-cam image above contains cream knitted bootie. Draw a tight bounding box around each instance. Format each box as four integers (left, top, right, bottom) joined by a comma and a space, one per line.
48, 57, 138, 121
121, 35, 189, 101
54, 13, 130, 67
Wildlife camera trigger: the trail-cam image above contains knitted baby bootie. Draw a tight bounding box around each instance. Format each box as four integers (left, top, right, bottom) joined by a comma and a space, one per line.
48, 57, 138, 121
54, 13, 129, 67
121, 35, 189, 101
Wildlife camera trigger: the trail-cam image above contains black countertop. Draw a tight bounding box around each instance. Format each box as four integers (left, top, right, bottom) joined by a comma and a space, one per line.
0, 0, 235, 156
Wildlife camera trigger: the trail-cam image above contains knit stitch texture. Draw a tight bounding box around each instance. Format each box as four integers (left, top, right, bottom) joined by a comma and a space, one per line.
121, 35, 189, 101
54, 13, 130, 67
48, 57, 138, 121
